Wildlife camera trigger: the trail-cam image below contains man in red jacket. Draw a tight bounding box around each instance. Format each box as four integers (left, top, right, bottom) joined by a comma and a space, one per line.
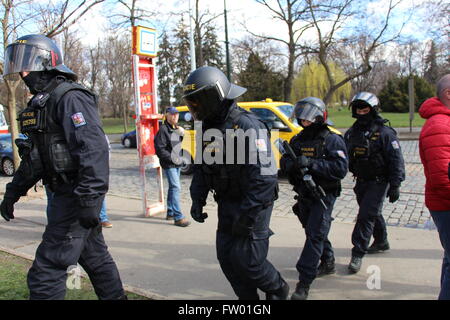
419, 73, 450, 300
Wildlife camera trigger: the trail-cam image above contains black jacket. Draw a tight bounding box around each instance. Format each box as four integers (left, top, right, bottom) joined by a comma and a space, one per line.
5, 83, 109, 210
154, 120, 184, 169
344, 117, 405, 187
189, 103, 279, 224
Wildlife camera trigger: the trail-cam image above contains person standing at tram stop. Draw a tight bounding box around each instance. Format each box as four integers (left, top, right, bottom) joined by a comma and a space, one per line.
344, 92, 405, 274
0, 34, 126, 300
279, 97, 348, 300
154, 106, 191, 227
419, 74, 450, 300
184, 66, 289, 300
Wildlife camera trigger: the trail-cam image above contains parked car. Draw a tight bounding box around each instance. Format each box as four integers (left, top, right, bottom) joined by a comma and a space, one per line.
121, 130, 137, 148
0, 133, 26, 176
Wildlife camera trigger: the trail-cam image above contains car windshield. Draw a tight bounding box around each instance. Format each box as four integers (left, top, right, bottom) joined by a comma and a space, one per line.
277, 104, 299, 127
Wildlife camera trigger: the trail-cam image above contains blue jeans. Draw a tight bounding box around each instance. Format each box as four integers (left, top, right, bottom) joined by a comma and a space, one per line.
164, 168, 184, 221
430, 210, 450, 300
99, 200, 109, 222
45, 185, 53, 220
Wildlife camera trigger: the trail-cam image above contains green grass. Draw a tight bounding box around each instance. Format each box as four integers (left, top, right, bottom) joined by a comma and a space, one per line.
101, 118, 136, 134
0, 250, 149, 300
327, 108, 425, 128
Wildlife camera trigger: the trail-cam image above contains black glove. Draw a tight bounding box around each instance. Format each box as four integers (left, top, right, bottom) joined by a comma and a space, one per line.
232, 215, 254, 237
190, 200, 208, 223
0, 197, 17, 222
387, 185, 400, 203
78, 206, 100, 229
297, 155, 310, 168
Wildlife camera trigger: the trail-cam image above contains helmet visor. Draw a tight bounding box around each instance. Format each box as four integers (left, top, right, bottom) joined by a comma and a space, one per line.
183, 85, 222, 121
3, 44, 50, 79
293, 103, 322, 123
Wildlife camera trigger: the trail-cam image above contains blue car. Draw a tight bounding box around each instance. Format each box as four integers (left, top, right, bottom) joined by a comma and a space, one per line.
0, 133, 26, 176
121, 130, 137, 148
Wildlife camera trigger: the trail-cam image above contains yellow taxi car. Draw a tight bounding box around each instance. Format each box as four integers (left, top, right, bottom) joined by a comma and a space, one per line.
176, 98, 340, 174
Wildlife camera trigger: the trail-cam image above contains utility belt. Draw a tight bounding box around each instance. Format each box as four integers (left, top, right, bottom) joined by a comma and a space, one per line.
355, 175, 388, 183
293, 179, 341, 198
202, 165, 243, 200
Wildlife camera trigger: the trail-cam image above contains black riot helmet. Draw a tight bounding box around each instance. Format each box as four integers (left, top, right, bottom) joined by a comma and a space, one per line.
293, 97, 327, 126
3, 34, 77, 81
349, 91, 379, 118
182, 66, 246, 121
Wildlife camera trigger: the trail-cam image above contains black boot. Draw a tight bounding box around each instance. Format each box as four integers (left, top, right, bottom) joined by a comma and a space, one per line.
348, 256, 362, 274
367, 241, 390, 254
290, 282, 310, 300
317, 260, 336, 277
266, 280, 289, 300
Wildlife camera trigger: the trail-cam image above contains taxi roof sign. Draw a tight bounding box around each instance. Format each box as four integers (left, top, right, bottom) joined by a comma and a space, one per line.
132, 26, 157, 57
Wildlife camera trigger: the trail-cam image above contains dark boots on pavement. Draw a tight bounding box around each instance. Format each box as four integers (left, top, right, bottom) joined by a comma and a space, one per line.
317, 260, 336, 277
266, 280, 290, 300
348, 256, 362, 274
291, 282, 310, 300
367, 241, 390, 254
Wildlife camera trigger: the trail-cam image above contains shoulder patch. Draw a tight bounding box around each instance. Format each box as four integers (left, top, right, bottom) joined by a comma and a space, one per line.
337, 150, 346, 159
255, 138, 268, 152
71, 112, 87, 127
391, 140, 400, 149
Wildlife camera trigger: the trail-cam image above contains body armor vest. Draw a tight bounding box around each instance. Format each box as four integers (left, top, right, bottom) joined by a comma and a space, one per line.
293, 127, 341, 192
18, 79, 96, 186
346, 122, 388, 180
201, 106, 260, 200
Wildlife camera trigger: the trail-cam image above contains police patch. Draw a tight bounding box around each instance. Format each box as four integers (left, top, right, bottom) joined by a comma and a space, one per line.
391, 141, 400, 150
337, 150, 346, 159
255, 139, 267, 152
71, 112, 86, 127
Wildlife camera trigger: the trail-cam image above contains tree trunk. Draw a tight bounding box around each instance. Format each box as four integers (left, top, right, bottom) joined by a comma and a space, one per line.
122, 102, 128, 133
5, 80, 21, 169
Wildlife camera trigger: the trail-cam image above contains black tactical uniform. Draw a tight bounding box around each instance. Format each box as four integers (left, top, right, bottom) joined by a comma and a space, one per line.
1, 34, 125, 300
184, 66, 289, 300
280, 97, 348, 300
344, 92, 405, 273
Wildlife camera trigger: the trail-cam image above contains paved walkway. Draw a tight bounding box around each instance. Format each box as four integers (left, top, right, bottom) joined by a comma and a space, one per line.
0, 193, 443, 300
0, 127, 445, 300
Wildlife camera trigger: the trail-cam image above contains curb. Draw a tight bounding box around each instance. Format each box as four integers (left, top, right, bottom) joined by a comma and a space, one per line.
0, 245, 168, 300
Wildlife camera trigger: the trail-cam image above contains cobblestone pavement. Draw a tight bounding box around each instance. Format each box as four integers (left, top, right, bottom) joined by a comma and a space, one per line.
0, 140, 431, 229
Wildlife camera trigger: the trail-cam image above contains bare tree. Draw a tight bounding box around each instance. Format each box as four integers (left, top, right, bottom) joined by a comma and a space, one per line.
102, 33, 133, 131
303, 0, 408, 104
34, 0, 106, 38
109, 0, 157, 28
192, 0, 223, 67
249, 0, 313, 102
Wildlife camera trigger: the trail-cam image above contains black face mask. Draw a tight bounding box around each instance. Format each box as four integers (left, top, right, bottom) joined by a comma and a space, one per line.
301, 121, 326, 139
355, 113, 375, 127
21, 71, 55, 95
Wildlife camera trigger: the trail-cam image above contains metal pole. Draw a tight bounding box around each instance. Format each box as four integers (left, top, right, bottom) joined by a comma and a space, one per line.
408, 77, 414, 133
224, 0, 231, 80
189, 0, 196, 72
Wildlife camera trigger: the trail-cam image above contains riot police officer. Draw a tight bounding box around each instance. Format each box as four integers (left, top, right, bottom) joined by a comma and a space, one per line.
0, 34, 125, 299
279, 97, 348, 300
344, 92, 405, 274
184, 66, 289, 300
